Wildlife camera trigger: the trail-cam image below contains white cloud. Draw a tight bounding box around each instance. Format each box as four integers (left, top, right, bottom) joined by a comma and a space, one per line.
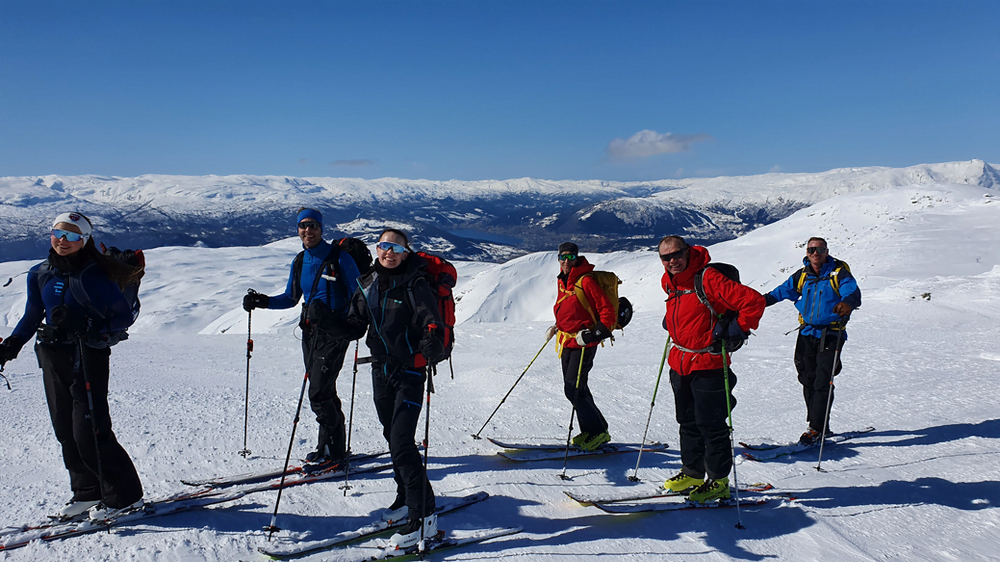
769, 165, 782, 173
604, 129, 712, 162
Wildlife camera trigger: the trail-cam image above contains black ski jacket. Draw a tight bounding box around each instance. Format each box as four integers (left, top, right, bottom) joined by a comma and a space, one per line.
345, 254, 444, 370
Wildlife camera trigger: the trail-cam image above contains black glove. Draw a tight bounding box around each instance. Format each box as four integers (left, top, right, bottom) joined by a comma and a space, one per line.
713, 317, 748, 343
419, 330, 447, 365
0, 335, 25, 364
575, 322, 610, 346
764, 294, 778, 307
243, 292, 269, 312
49, 305, 89, 336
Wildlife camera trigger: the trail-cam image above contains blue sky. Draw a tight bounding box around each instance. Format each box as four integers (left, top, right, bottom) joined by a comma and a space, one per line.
1, 1, 998, 181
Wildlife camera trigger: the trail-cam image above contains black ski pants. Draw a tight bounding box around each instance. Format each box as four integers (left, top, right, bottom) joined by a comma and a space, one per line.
560, 345, 608, 436
301, 329, 350, 458
36, 342, 143, 508
371, 364, 435, 517
794, 331, 844, 433
670, 367, 736, 481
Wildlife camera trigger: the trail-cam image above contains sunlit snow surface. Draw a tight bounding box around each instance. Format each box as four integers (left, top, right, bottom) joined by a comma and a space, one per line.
1, 182, 998, 561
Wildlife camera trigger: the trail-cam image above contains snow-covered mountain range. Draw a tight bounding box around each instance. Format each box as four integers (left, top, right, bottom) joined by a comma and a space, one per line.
2, 159, 997, 262
1, 172, 998, 561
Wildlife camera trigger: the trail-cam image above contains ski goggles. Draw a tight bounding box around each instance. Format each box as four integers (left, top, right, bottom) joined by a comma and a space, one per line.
376, 241, 408, 254
51, 229, 86, 242
806, 246, 828, 255
660, 247, 688, 262
558, 253, 577, 261
297, 220, 321, 230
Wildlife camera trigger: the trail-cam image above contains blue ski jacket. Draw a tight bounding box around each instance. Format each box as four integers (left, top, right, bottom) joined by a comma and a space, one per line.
766, 255, 861, 340
11, 257, 134, 346
268, 240, 362, 313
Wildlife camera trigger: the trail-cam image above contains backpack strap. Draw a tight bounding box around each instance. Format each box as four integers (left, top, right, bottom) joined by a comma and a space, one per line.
693, 269, 720, 319
795, 261, 848, 297
572, 273, 599, 328
295, 244, 342, 307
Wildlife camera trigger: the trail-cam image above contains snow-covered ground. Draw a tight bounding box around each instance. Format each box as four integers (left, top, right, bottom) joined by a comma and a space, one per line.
1, 181, 999, 561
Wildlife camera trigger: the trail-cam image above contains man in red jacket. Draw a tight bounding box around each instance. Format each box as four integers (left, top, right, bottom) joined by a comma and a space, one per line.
659, 235, 765, 503
546, 242, 616, 451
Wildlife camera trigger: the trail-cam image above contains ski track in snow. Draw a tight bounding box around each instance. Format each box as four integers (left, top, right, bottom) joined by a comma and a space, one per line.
0, 182, 999, 561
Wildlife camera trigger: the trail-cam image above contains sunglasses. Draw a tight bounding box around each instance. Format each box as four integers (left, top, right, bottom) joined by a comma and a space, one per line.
51, 229, 85, 242
298, 221, 321, 230
806, 247, 828, 255
558, 253, 577, 262
660, 247, 688, 262
377, 241, 408, 254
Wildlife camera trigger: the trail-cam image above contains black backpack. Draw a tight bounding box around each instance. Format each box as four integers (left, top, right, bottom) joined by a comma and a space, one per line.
336, 237, 373, 277
37, 245, 144, 348
693, 262, 745, 354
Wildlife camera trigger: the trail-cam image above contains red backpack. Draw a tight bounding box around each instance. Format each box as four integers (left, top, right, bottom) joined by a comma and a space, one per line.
410, 251, 457, 359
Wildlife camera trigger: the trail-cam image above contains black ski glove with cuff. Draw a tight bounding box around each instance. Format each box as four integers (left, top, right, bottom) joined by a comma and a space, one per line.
575, 322, 611, 346
0, 335, 26, 364
243, 292, 269, 312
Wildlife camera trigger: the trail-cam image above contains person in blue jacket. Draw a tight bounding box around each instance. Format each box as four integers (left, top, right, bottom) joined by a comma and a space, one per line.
0, 212, 144, 521
242, 208, 362, 463
764, 237, 861, 445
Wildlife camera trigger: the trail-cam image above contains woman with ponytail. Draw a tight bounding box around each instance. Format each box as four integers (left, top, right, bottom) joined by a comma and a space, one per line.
0, 212, 144, 521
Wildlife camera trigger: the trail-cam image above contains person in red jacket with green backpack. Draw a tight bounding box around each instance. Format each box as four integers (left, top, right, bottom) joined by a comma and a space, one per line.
546, 242, 616, 452
659, 235, 765, 503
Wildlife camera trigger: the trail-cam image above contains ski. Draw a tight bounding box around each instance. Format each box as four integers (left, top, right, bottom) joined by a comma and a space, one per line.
259, 491, 491, 559
181, 450, 388, 488
564, 482, 774, 505
0, 462, 392, 551
738, 427, 875, 461
488, 437, 664, 451
493, 442, 666, 463
591, 494, 788, 514
365, 526, 522, 561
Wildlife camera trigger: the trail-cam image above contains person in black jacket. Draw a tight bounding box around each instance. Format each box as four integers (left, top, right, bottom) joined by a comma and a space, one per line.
0, 212, 144, 522
343, 228, 447, 549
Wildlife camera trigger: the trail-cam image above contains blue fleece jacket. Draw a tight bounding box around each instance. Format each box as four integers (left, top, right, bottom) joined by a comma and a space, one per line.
268, 240, 362, 313
767, 255, 862, 340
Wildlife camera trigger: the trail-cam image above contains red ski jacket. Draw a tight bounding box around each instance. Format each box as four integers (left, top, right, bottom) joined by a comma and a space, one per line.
554, 257, 616, 350
662, 245, 765, 376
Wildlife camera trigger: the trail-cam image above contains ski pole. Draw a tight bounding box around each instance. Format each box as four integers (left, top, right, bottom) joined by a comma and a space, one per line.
722, 341, 744, 529
0, 337, 11, 391
342, 340, 360, 496
419, 364, 436, 558
0, 362, 9, 391
265, 322, 320, 539
629, 335, 671, 482
472, 336, 552, 439
816, 323, 846, 472
239, 292, 256, 458
559, 346, 586, 481
76, 336, 108, 521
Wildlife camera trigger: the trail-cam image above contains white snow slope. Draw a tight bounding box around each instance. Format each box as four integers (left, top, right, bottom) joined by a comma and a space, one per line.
1, 181, 999, 561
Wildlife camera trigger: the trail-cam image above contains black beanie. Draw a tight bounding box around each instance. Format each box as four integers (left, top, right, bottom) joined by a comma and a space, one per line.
558, 242, 579, 255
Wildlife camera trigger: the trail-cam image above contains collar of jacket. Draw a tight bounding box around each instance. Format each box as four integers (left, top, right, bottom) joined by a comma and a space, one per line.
303, 239, 331, 259
800, 254, 835, 276
46, 248, 88, 273
558, 256, 595, 287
